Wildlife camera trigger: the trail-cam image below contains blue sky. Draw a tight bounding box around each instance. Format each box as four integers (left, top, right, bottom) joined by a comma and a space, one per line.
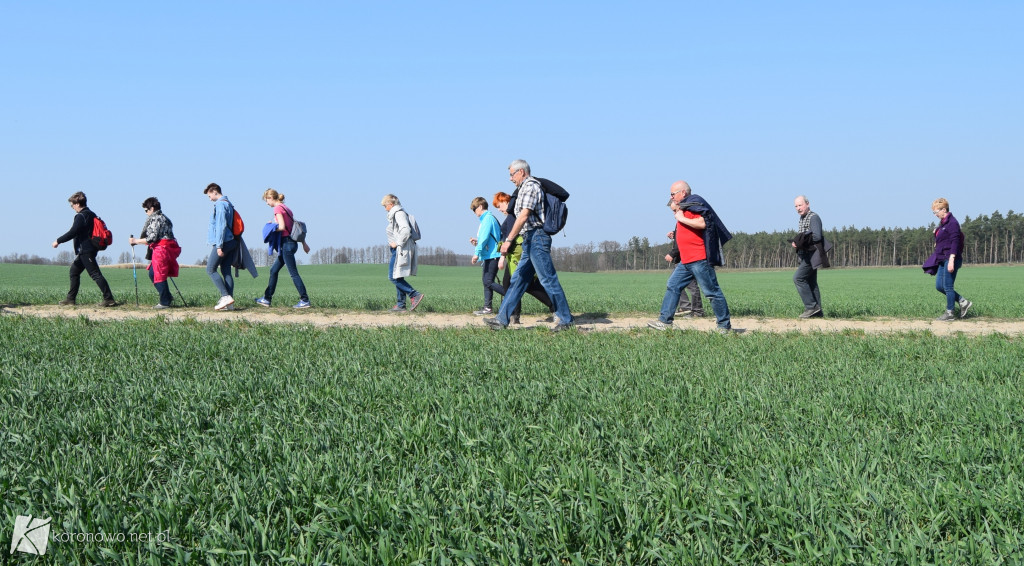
2, 1, 1021, 263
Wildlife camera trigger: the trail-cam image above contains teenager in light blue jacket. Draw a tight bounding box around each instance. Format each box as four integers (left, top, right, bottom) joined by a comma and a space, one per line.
204, 182, 237, 311
469, 196, 504, 315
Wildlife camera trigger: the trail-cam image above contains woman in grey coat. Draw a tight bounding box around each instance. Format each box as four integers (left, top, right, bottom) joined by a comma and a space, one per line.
381, 194, 423, 311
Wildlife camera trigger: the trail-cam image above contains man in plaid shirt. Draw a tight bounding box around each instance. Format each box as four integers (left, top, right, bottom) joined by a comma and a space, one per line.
484, 159, 575, 332
792, 195, 824, 318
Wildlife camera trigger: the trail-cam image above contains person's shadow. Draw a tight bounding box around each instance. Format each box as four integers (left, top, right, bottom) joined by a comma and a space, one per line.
575, 312, 612, 325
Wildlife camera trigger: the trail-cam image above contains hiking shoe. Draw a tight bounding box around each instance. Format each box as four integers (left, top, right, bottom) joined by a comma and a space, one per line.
936, 310, 956, 322
100, 299, 117, 307
58, 298, 76, 306
473, 307, 493, 316
390, 304, 406, 312
799, 306, 822, 319
647, 320, 672, 331
409, 293, 424, 311
483, 317, 507, 330
153, 304, 170, 310
293, 300, 311, 309
214, 295, 235, 311
255, 297, 272, 307
958, 298, 972, 319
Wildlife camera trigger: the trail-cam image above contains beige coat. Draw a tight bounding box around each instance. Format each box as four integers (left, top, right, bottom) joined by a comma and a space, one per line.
386, 205, 418, 278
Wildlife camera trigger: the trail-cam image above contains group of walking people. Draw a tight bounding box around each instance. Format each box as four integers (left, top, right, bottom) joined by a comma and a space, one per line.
51, 162, 974, 327
465, 162, 973, 330
52, 184, 313, 311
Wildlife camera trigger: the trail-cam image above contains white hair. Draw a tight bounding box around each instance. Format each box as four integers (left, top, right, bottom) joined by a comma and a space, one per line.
508, 159, 531, 176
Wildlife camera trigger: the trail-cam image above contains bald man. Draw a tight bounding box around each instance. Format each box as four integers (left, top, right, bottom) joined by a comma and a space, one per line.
648, 181, 733, 334
791, 195, 824, 318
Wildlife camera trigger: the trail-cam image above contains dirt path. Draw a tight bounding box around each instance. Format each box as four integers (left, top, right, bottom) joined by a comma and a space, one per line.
4, 304, 1022, 336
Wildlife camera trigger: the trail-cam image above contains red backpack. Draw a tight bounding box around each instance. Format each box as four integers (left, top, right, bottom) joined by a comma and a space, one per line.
231, 209, 244, 236
90, 216, 113, 250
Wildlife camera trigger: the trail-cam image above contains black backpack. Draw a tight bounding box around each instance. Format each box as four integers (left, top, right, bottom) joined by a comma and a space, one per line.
537, 178, 569, 235
508, 178, 570, 235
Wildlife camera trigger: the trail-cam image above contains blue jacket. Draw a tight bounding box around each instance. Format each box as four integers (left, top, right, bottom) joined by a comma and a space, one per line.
474, 210, 502, 260
207, 196, 235, 248
680, 194, 732, 267
263, 222, 282, 255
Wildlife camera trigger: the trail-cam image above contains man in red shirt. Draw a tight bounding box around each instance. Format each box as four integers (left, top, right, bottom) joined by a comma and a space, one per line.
649, 181, 733, 333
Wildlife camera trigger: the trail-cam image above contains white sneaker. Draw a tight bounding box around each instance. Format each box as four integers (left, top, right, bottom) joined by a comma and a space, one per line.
214, 295, 235, 311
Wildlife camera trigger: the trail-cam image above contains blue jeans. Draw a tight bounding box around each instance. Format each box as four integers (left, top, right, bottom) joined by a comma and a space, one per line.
935, 257, 963, 311
495, 230, 573, 325
659, 259, 731, 329
389, 247, 418, 307
206, 239, 238, 297
148, 265, 172, 306
264, 239, 308, 302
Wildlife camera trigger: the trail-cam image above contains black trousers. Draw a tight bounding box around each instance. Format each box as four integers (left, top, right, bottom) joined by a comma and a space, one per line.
481, 258, 505, 308
67, 251, 114, 301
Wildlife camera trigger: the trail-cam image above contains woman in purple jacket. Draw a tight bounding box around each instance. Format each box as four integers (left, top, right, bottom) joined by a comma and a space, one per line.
923, 198, 972, 321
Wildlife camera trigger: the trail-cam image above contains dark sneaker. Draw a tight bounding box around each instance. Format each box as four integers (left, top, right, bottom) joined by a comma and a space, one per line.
100, 299, 117, 307
293, 300, 311, 309
255, 297, 271, 307
717, 327, 734, 335
799, 306, 822, 319
936, 310, 956, 322
58, 298, 76, 306
473, 307, 492, 316
537, 315, 555, 323
691, 311, 706, 318
483, 317, 506, 330
647, 320, 672, 331
958, 299, 972, 319
509, 314, 521, 325
409, 293, 424, 311
390, 304, 406, 312
551, 322, 575, 333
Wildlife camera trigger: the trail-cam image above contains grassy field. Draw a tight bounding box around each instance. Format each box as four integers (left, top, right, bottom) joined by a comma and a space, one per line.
3, 262, 1024, 318
2, 263, 1024, 563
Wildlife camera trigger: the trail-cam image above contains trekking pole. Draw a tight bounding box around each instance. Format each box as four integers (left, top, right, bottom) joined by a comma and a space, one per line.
168, 277, 188, 307
129, 235, 140, 307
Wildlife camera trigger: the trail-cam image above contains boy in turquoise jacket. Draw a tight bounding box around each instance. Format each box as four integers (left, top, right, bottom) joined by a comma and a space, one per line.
469, 197, 504, 315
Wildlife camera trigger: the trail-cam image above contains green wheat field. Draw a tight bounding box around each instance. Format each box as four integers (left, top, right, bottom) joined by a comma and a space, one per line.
2, 263, 1023, 564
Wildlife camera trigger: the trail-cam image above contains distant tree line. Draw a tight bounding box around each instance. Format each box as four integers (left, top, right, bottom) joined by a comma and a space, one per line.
306, 245, 467, 267
6, 211, 1020, 271
2, 251, 112, 266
